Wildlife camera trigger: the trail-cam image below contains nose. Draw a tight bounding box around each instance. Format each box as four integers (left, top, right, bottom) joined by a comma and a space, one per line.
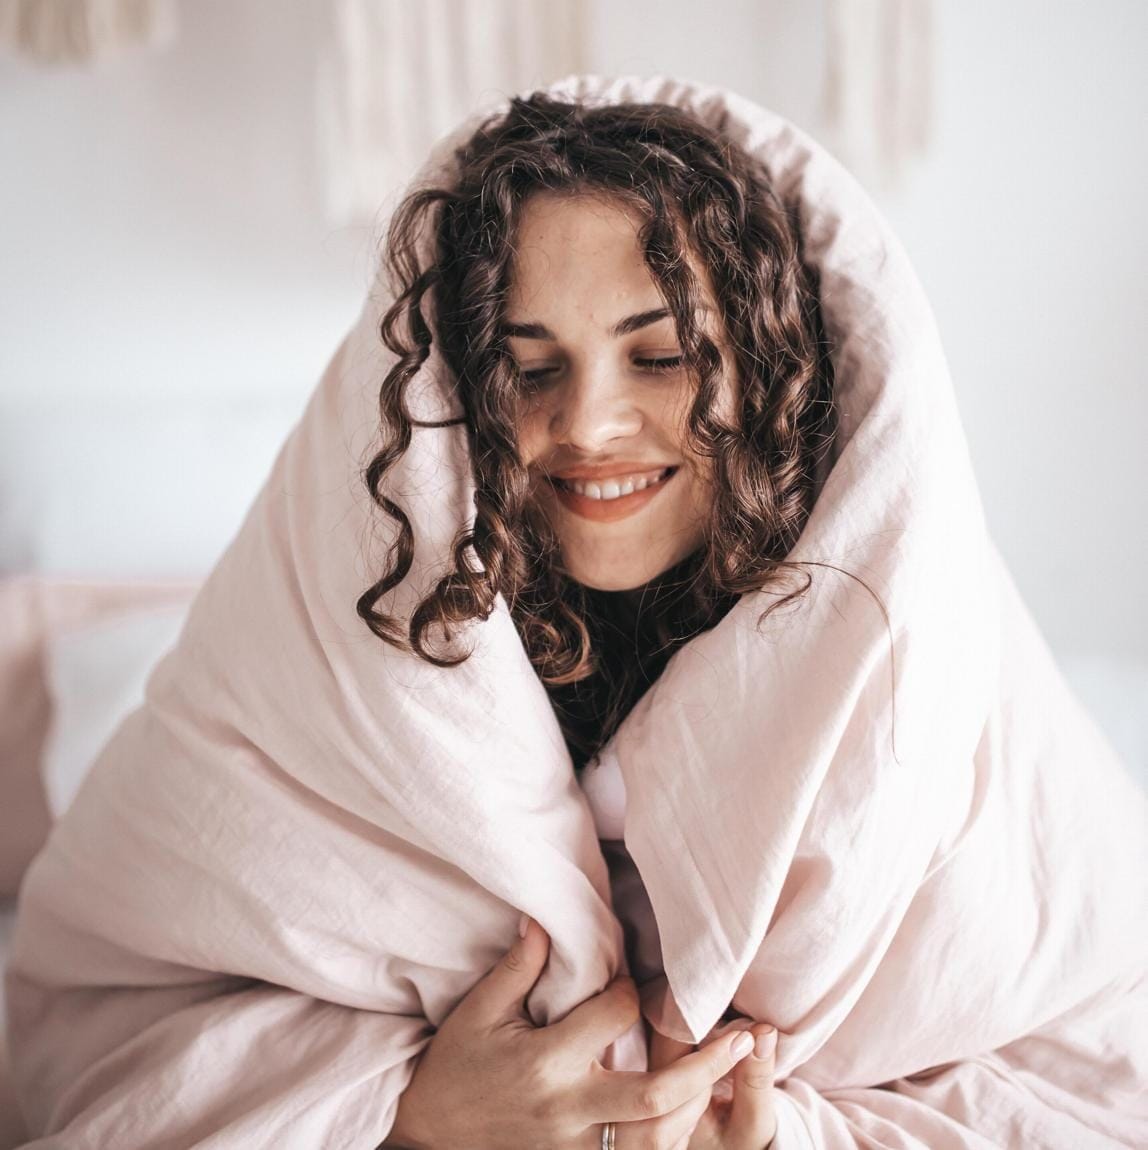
547, 362, 643, 453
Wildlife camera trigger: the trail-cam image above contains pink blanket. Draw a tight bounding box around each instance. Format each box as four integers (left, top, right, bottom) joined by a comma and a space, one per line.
7, 76, 1147, 1147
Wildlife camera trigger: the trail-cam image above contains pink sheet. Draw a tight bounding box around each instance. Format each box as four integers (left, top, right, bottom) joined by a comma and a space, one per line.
6, 75, 1147, 1147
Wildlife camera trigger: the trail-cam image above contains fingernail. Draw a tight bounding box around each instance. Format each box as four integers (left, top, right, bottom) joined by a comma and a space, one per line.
754, 1027, 777, 1059
518, 913, 530, 938
730, 1031, 754, 1058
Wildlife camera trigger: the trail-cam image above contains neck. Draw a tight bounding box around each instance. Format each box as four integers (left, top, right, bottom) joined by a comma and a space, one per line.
588, 549, 706, 619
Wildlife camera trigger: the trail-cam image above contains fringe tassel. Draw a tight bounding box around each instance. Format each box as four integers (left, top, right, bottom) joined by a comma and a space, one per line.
0, 0, 176, 65
317, 0, 587, 227
823, 0, 933, 192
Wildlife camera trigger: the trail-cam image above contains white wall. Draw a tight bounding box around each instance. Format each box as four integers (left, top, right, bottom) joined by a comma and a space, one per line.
0, 0, 370, 405
885, 2, 1148, 660
1, 0, 1145, 657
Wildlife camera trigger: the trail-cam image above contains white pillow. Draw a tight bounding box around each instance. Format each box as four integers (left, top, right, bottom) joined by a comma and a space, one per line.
41, 604, 191, 818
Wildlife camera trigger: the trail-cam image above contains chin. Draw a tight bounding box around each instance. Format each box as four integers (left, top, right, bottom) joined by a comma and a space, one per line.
561, 547, 687, 592
568, 568, 650, 592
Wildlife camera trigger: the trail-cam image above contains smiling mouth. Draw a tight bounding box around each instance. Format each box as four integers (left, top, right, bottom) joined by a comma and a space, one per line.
549, 467, 678, 522
554, 466, 676, 500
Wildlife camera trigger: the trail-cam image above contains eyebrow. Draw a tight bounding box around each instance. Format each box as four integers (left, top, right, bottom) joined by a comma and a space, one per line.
501, 307, 676, 342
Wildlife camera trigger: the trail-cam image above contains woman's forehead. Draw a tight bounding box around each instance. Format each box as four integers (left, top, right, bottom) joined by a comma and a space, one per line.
506, 194, 659, 317
511, 192, 646, 267
505, 191, 722, 329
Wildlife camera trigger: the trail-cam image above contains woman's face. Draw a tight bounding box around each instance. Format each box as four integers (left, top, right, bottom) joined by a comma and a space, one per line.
508, 192, 735, 592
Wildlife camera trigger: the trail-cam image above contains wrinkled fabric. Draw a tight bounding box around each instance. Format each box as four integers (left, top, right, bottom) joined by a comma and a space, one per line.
7, 74, 1147, 1148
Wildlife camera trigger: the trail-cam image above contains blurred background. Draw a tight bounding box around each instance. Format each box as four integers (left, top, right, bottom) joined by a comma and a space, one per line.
0, 0, 1146, 746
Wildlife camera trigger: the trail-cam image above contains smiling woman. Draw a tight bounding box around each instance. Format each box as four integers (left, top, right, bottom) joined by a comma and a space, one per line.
7, 76, 1146, 1150
358, 95, 836, 772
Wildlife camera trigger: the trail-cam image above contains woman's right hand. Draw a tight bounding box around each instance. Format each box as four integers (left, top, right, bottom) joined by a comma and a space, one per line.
385, 917, 755, 1149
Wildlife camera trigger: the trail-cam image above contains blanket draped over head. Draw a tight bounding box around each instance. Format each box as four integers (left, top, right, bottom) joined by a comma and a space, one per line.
7, 75, 1148, 1148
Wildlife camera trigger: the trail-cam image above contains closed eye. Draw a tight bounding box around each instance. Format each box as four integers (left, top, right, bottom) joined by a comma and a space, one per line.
634, 356, 684, 373
516, 356, 684, 388
519, 365, 560, 387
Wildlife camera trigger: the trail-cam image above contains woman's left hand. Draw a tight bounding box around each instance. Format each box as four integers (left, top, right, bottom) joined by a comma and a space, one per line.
647, 1022, 778, 1149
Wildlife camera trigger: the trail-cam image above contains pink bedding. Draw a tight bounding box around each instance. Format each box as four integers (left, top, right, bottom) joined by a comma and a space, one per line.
6, 76, 1147, 1147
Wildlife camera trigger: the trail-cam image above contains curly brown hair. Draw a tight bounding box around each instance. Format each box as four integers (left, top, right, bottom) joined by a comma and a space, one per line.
357, 93, 839, 770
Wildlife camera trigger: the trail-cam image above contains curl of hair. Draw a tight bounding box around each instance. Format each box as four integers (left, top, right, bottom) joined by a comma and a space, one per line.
357, 94, 849, 769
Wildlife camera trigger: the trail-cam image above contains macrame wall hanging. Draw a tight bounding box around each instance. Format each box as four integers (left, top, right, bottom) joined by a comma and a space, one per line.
317, 0, 588, 228
0, 0, 176, 64
0, 1, 930, 211
822, 0, 934, 193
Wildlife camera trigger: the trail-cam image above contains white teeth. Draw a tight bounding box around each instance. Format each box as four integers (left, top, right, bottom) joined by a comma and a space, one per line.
563, 468, 671, 501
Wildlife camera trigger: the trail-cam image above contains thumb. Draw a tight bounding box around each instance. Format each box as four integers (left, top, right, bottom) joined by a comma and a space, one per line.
467, 915, 550, 1028
727, 1024, 777, 1148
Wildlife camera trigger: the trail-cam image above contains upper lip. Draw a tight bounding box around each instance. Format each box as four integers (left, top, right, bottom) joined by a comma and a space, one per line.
548, 462, 676, 481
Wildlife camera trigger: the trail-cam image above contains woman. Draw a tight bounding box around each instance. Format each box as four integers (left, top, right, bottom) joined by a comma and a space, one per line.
364, 89, 835, 1150
7, 76, 1147, 1149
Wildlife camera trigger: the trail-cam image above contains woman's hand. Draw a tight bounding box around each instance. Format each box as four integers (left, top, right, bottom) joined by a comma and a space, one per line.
386, 917, 754, 1149
647, 1021, 778, 1149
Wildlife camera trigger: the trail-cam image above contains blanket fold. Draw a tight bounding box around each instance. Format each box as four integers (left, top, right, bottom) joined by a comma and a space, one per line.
7, 74, 1147, 1148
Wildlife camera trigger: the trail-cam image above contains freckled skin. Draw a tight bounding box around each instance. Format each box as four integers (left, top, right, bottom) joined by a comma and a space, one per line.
510, 193, 737, 591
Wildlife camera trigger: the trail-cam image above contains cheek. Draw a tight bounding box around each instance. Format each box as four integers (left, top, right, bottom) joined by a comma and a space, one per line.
512, 407, 547, 466
673, 369, 738, 476
661, 385, 707, 480
656, 384, 695, 450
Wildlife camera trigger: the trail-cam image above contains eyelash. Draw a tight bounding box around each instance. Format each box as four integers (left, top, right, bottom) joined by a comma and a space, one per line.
519, 356, 684, 386
635, 356, 684, 373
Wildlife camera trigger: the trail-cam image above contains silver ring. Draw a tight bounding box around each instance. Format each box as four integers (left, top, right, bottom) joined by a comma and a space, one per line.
600, 1120, 616, 1149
